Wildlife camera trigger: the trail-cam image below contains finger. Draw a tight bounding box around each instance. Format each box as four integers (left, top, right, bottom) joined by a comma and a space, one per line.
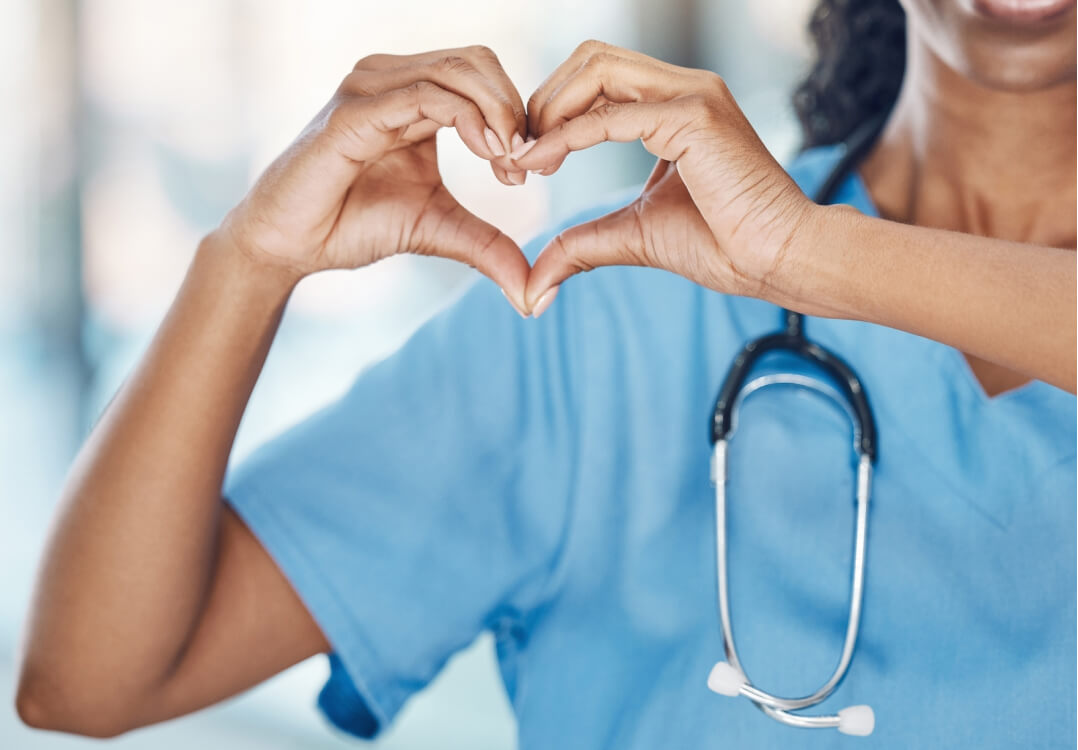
464, 46, 528, 140
525, 201, 644, 310
351, 46, 524, 157
516, 95, 607, 176
532, 50, 702, 138
526, 41, 690, 136
515, 94, 606, 174
398, 119, 440, 145
529, 157, 565, 177
498, 164, 527, 186
343, 62, 515, 156
476, 50, 532, 181
328, 81, 494, 167
396, 118, 521, 189
355, 46, 507, 75
410, 190, 532, 311
526, 39, 614, 136
490, 162, 515, 187
514, 99, 697, 174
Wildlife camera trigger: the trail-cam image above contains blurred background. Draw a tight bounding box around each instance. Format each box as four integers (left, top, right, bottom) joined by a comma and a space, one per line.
0, 0, 815, 746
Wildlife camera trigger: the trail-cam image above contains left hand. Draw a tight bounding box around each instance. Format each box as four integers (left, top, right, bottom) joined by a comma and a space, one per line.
512, 41, 817, 312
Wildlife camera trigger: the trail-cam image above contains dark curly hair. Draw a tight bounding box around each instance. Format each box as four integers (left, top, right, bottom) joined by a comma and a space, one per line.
793, 0, 908, 147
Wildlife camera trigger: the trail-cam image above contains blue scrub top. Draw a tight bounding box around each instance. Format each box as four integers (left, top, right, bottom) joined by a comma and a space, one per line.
224, 146, 1077, 748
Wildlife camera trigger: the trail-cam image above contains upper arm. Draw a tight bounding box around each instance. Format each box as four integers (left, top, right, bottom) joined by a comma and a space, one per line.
217, 277, 582, 736
130, 505, 329, 729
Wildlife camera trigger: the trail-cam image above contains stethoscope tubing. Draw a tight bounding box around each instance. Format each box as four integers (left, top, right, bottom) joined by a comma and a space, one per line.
713, 449, 872, 714
709, 380, 874, 733
705, 114, 889, 736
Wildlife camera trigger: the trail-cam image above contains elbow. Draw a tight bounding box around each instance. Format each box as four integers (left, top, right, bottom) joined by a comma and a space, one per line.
14, 677, 49, 731
15, 666, 133, 739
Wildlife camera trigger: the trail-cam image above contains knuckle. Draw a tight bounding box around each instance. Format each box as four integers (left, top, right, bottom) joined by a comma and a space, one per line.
553, 232, 585, 270
405, 80, 436, 99
697, 70, 729, 99
526, 91, 543, 114
434, 54, 474, 76
353, 53, 388, 70
593, 101, 621, 120
503, 91, 525, 117
338, 70, 372, 96
576, 39, 608, 58
591, 51, 618, 71
471, 228, 499, 266
466, 44, 499, 64
551, 233, 574, 264
501, 97, 525, 124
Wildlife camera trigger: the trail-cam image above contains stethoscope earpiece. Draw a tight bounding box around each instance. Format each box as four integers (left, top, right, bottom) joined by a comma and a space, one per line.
837, 705, 875, 736
706, 661, 746, 697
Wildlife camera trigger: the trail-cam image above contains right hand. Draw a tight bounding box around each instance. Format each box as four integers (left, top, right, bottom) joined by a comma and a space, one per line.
218, 46, 533, 310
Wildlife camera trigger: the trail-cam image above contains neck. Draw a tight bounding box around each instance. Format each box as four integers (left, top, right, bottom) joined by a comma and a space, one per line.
861, 27, 1077, 248
859, 26, 1076, 396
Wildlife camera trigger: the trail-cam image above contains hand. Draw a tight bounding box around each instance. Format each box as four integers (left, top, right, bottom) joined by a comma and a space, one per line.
217, 46, 534, 311
512, 41, 815, 311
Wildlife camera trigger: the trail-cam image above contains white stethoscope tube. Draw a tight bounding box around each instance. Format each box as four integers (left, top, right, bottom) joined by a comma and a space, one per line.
706, 374, 875, 737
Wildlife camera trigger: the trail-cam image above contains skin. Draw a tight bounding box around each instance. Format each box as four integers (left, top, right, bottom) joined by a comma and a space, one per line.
513, 6, 1076, 394
15, 4, 1077, 738
861, 0, 1078, 393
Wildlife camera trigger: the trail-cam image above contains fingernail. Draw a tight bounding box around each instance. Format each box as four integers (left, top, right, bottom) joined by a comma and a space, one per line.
485, 128, 506, 157
511, 132, 524, 150
501, 288, 528, 318
507, 170, 526, 186
510, 137, 537, 160
532, 285, 559, 319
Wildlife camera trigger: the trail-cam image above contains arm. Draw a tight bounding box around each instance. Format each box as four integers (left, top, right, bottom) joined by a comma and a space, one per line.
16, 46, 531, 737
788, 205, 1076, 392
17, 244, 327, 737
512, 41, 1076, 393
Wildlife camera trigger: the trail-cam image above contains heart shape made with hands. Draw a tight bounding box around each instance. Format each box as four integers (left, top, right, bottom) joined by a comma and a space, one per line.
420, 41, 799, 319
434, 45, 736, 319
230, 42, 802, 320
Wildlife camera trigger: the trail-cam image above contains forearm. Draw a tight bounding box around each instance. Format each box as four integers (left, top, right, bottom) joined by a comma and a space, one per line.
18, 234, 300, 727
778, 205, 1077, 393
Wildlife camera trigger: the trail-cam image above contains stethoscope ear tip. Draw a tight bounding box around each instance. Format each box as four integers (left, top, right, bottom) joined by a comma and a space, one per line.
707, 660, 875, 736
706, 661, 747, 697
837, 705, 875, 736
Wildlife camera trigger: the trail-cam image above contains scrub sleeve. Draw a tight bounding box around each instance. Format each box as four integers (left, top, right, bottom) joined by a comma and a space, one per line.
224, 261, 580, 737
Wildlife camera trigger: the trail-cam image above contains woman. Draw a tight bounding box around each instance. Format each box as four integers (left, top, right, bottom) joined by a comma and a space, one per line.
15, 0, 1076, 746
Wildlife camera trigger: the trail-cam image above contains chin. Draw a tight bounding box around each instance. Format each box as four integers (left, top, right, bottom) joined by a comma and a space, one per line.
903, 0, 1077, 91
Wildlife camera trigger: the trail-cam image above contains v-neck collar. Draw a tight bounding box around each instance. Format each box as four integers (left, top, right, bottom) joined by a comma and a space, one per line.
788, 145, 1077, 527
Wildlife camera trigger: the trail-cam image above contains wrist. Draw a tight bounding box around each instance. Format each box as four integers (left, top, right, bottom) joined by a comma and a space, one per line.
764, 201, 862, 319
195, 229, 305, 303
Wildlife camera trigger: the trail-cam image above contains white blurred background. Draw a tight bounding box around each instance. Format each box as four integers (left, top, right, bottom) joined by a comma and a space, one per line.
0, 0, 814, 746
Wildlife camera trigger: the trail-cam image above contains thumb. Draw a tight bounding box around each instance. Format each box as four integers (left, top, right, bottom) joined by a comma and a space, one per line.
525, 202, 642, 314
411, 194, 532, 314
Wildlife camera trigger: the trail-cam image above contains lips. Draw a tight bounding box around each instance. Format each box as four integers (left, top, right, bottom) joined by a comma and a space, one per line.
971, 0, 1076, 24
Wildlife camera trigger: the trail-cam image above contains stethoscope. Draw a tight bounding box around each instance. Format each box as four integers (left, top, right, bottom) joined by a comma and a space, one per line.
705, 115, 887, 737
